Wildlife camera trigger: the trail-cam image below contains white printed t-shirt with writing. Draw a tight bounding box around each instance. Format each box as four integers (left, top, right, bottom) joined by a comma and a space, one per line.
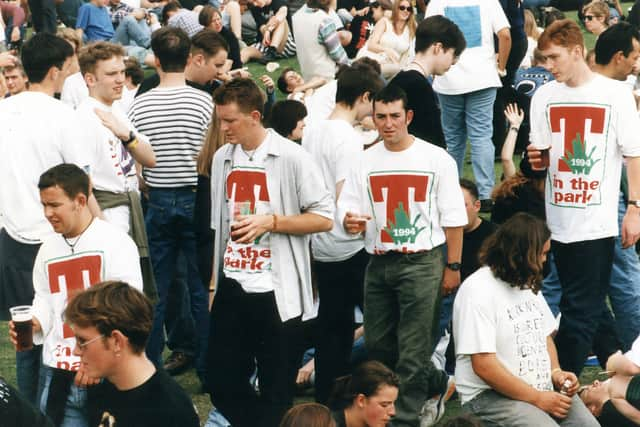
426, 0, 509, 95
77, 97, 141, 233
453, 266, 556, 404
530, 75, 640, 243
338, 138, 467, 254
224, 137, 275, 293
0, 92, 93, 244
32, 218, 143, 371
302, 119, 364, 262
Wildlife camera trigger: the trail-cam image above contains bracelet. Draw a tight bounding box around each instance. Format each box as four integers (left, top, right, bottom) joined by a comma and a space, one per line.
272, 214, 278, 232
509, 126, 519, 133
127, 138, 139, 151
551, 368, 562, 376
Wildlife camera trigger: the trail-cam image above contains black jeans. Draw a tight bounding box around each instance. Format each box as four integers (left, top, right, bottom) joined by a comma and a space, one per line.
207, 277, 301, 427
553, 237, 615, 375
313, 249, 368, 404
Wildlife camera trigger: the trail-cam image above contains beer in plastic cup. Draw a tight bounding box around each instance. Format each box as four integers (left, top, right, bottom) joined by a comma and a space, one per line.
231, 201, 252, 241
533, 143, 551, 169
10, 305, 33, 352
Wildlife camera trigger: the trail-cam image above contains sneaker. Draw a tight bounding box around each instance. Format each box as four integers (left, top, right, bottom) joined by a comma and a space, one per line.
419, 376, 456, 427
256, 47, 278, 65
163, 351, 194, 376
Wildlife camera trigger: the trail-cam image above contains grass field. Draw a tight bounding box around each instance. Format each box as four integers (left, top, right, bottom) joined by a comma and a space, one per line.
0, 5, 628, 425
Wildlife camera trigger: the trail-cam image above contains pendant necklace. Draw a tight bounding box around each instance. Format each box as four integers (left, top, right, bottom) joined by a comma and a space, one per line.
63, 218, 94, 254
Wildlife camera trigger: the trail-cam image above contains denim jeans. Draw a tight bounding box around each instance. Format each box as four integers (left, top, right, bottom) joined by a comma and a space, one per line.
608, 191, 640, 350
111, 15, 151, 48
165, 252, 197, 358
553, 237, 615, 376
463, 389, 599, 427
438, 87, 497, 200
144, 187, 210, 380
16, 345, 43, 406
39, 366, 88, 427
205, 407, 231, 427
364, 249, 448, 427
542, 252, 562, 317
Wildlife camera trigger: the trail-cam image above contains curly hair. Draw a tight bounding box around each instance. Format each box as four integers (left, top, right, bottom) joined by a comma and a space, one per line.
479, 213, 550, 293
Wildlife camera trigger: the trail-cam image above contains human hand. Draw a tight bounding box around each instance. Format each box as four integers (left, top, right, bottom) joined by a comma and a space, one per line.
343, 211, 371, 234
230, 68, 251, 79
231, 214, 274, 244
533, 390, 572, 418
441, 268, 461, 296
622, 210, 640, 248
526, 143, 548, 171
10, 26, 20, 42
504, 103, 524, 128
552, 370, 579, 396
260, 74, 274, 92
94, 109, 131, 141
296, 363, 314, 385
74, 368, 101, 387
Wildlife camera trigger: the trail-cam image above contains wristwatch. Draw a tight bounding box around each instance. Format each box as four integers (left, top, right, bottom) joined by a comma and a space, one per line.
121, 131, 136, 146
629, 200, 640, 208
445, 262, 462, 271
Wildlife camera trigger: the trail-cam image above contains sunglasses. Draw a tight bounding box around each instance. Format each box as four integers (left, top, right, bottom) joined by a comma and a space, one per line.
398, 5, 411, 11
584, 15, 596, 21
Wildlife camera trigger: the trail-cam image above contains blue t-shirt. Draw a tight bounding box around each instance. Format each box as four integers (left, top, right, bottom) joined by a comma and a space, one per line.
76, 3, 114, 41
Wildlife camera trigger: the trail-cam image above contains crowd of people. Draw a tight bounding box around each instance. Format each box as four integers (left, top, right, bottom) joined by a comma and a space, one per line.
4, 0, 640, 426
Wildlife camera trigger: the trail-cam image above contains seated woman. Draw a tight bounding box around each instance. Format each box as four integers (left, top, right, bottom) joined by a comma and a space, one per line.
199, 5, 244, 71
583, 1, 610, 38
328, 361, 399, 427
355, 0, 415, 79
241, 0, 296, 63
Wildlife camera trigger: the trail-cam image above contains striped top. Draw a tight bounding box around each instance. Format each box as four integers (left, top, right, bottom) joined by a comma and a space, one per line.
128, 86, 213, 188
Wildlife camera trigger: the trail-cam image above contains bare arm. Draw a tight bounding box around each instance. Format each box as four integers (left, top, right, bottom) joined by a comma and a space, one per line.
622, 156, 640, 248
366, 19, 396, 60
293, 77, 328, 94
88, 193, 104, 219
231, 212, 332, 244
607, 351, 640, 376
75, 28, 84, 41
611, 398, 640, 424
501, 103, 524, 179
441, 226, 463, 295
496, 27, 511, 74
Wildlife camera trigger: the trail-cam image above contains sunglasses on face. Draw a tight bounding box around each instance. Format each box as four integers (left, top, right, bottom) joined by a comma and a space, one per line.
398, 5, 411, 11
584, 15, 596, 21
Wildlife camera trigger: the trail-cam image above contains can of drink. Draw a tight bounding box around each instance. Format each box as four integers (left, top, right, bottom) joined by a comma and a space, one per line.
9, 305, 33, 352
560, 379, 572, 395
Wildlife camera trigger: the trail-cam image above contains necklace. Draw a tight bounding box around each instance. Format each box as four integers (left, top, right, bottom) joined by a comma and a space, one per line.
63, 218, 94, 254
240, 147, 256, 161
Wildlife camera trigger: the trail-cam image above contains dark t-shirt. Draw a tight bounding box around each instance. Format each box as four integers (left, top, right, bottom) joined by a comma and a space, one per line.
332, 409, 347, 427
598, 400, 639, 427
461, 219, 496, 281
220, 26, 243, 70
345, 13, 374, 58
87, 370, 199, 427
389, 70, 445, 148
0, 378, 54, 427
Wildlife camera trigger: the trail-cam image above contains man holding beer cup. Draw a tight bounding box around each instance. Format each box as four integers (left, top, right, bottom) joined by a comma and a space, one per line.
527, 19, 640, 376
9, 164, 142, 427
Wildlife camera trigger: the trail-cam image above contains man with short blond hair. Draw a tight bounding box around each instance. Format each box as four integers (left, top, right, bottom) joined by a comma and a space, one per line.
2, 61, 28, 96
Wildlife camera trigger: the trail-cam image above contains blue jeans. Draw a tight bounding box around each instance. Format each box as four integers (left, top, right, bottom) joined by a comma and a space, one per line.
145, 187, 210, 380
39, 366, 88, 427
165, 252, 197, 357
438, 87, 497, 200
542, 252, 562, 317
608, 191, 640, 350
16, 345, 43, 406
111, 15, 151, 48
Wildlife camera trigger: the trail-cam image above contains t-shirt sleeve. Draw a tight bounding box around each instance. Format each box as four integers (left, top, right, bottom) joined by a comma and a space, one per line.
296, 149, 334, 220
490, 0, 510, 33
336, 159, 367, 232
529, 85, 551, 149
615, 86, 640, 158
436, 153, 468, 227
76, 4, 89, 29
453, 281, 497, 355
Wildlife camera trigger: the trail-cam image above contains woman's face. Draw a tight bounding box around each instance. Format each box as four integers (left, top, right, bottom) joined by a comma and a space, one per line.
583, 11, 606, 34
209, 12, 223, 32
372, 5, 384, 21
396, 1, 412, 22
361, 385, 398, 427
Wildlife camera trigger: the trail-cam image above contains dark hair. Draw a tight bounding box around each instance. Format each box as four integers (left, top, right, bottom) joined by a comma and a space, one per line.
279, 403, 336, 427
306, 0, 332, 12
21, 33, 74, 84
373, 84, 409, 112
439, 414, 485, 427
64, 281, 153, 354
595, 22, 640, 65
351, 56, 382, 76
38, 163, 90, 200
213, 78, 264, 116
415, 15, 466, 57
459, 178, 479, 201
277, 67, 296, 94
78, 41, 125, 76
479, 212, 550, 293
335, 67, 384, 107
198, 4, 221, 27
191, 28, 229, 57
541, 6, 565, 27
124, 57, 144, 86
150, 26, 191, 72
269, 100, 307, 139
161, 0, 182, 25
328, 361, 400, 411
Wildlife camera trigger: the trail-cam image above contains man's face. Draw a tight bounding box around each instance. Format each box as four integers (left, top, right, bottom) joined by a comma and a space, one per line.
373, 99, 412, 147
462, 188, 480, 232
53, 57, 74, 94
284, 70, 304, 92
432, 45, 459, 76
217, 102, 258, 145
540, 43, 582, 83
40, 185, 83, 236
87, 56, 125, 104
203, 50, 228, 82
3, 69, 28, 95
615, 37, 640, 80
71, 324, 115, 380
579, 380, 609, 416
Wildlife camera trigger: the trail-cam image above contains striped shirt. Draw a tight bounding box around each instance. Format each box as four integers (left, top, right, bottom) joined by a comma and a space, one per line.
128, 86, 212, 188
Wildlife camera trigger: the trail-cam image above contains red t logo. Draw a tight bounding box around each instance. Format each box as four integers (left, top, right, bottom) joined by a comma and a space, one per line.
369, 174, 429, 243
549, 106, 606, 172
47, 255, 103, 338
227, 170, 270, 212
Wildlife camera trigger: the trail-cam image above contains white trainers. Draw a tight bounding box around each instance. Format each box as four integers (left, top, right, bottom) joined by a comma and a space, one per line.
419, 376, 456, 427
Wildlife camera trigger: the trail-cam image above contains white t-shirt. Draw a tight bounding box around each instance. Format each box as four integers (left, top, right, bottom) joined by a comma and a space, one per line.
304, 80, 337, 125
625, 334, 640, 367
530, 74, 640, 243
0, 92, 94, 244
302, 119, 365, 261
453, 266, 556, 404
61, 72, 89, 110
338, 138, 467, 254
77, 97, 141, 233
31, 218, 143, 371
223, 137, 275, 293
116, 85, 138, 114
427, 0, 510, 95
